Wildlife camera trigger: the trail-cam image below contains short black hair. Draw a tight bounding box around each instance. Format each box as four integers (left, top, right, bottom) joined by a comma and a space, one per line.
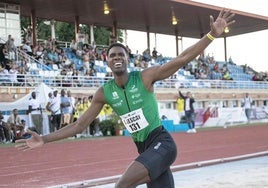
107, 43, 128, 56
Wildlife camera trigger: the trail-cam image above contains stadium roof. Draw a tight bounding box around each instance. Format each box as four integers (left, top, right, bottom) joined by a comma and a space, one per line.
4, 0, 268, 39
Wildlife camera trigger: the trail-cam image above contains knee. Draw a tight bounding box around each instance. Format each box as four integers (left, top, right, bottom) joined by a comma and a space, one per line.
115, 177, 132, 188
115, 176, 140, 188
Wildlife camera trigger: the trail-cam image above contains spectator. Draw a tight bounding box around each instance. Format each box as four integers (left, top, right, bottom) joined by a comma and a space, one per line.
222, 70, 233, 80
176, 95, 185, 123
7, 108, 22, 141
17, 119, 26, 138
60, 89, 71, 128
179, 91, 196, 133
100, 48, 107, 62
46, 90, 61, 132
17, 66, 27, 86
82, 54, 90, 75
142, 48, 151, 62
0, 43, 8, 67
28, 91, 43, 135
8, 63, 19, 85
5, 35, 16, 60
126, 45, 134, 59
0, 64, 11, 86
0, 111, 12, 143
74, 97, 83, 121
67, 90, 76, 123
241, 93, 253, 124
22, 40, 33, 56
88, 95, 102, 137
69, 39, 77, 53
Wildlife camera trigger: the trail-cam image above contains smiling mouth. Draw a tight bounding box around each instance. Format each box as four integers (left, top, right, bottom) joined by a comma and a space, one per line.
114, 62, 122, 68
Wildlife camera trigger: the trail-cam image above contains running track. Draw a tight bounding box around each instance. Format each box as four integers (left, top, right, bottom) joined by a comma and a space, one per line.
0, 124, 267, 188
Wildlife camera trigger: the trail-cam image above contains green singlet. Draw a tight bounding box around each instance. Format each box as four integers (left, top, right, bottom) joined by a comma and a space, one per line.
102, 71, 161, 142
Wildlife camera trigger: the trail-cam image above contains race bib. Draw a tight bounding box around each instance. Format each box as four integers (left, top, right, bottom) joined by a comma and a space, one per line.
120, 108, 149, 133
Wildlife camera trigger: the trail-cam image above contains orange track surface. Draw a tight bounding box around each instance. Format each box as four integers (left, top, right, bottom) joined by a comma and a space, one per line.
0, 124, 267, 188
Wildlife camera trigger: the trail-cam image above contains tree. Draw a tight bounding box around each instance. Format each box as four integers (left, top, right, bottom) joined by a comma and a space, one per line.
20, 17, 124, 45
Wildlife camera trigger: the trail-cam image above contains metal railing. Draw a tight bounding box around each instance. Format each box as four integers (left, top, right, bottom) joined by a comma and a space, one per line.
1, 74, 268, 90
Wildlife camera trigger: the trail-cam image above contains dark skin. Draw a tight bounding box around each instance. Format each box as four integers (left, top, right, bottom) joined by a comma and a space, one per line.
28, 92, 39, 113
16, 9, 235, 188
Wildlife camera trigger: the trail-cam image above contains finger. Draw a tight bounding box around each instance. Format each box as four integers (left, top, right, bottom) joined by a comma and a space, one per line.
15, 143, 30, 151
15, 139, 27, 143
209, 15, 214, 27
226, 13, 236, 22
218, 8, 225, 18
222, 9, 232, 19
226, 20, 236, 27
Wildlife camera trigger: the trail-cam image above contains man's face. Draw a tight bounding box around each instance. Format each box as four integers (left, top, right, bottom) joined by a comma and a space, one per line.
186, 92, 191, 98
107, 46, 128, 75
32, 92, 36, 99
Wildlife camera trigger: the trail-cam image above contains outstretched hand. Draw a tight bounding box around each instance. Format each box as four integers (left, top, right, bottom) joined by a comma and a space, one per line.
210, 9, 235, 37
15, 129, 44, 151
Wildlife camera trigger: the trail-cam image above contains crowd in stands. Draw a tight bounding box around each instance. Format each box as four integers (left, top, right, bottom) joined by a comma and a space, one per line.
1, 34, 268, 89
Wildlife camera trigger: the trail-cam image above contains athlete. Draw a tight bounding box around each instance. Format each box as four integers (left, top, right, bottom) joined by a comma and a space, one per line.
16, 9, 235, 188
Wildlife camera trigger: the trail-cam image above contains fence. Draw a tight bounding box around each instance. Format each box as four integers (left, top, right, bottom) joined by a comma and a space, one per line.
1, 74, 268, 91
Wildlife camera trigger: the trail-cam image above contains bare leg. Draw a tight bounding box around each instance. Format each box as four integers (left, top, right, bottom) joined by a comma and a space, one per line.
115, 161, 150, 188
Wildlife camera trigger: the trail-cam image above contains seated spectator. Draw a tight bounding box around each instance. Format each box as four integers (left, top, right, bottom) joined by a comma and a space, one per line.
213, 62, 221, 73
33, 44, 45, 62
0, 43, 8, 67
252, 73, 262, 81
126, 45, 134, 59
101, 48, 107, 62
222, 70, 233, 80
21, 40, 33, 56
8, 63, 19, 85
7, 108, 22, 141
46, 46, 61, 69
142, 48, 151, 62
15, 126, 39, 141
199, 69, 208, 79
17, 66, 27, 86
0, 64, 11, 85
71, 69, 82, 87
82, 54, 90, 75
76, 46, 83, 59
69, 39, 77, 53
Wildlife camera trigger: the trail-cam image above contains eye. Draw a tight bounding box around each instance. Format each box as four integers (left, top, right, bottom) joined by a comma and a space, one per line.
118, 52, 125, 57
109, 53, 116, 58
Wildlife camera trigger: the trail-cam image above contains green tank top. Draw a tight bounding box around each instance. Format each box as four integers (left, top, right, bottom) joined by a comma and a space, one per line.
102, 71, 161, 142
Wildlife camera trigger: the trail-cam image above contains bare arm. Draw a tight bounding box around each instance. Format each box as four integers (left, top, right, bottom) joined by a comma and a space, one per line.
142, 9, 235, 89
43, 88, 105, 143
16, 87, 106, 150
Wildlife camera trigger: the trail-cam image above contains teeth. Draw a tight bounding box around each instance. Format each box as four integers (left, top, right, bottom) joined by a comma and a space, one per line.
114, 63, 122, 67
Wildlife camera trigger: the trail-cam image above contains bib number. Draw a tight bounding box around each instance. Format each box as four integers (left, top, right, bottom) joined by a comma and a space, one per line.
120, 108, 149, 133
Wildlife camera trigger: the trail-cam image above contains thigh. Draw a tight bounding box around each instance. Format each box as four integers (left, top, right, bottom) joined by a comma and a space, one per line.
136, 131, 177, 181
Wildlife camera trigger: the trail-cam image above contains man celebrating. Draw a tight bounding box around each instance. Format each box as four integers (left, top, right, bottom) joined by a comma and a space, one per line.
17, 9, 235, 188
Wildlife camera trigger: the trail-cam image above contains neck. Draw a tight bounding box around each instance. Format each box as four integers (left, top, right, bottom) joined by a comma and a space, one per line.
114, 72, 129, 88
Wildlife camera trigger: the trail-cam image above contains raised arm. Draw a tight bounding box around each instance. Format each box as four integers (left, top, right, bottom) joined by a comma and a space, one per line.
142, 9, 235, 86
16, 87, 106, 150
